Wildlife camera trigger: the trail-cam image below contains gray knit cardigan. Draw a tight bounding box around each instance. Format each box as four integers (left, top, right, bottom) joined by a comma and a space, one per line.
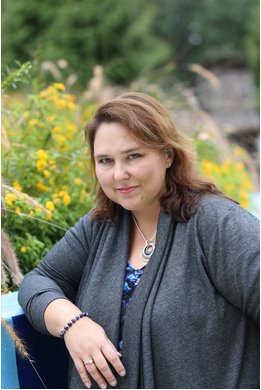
18, 196, 260, 389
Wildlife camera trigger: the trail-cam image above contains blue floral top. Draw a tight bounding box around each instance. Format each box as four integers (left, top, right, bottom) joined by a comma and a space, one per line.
119, 261, 146, 353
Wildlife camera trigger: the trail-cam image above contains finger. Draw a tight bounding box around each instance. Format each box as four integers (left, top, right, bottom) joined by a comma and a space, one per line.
92, 353, 118, 388
74, 358, 92, 389
85, 359, 109, 389
102, 346, 126, 377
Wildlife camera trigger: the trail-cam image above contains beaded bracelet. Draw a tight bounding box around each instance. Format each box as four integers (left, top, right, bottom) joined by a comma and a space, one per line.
60, 312, 90, 339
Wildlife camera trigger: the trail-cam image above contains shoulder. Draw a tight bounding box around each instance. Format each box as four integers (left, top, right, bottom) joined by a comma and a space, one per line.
63, 207, 105, 245
196, 194, 259, 224
191, 194, 259, 240
66, 206, 129, 240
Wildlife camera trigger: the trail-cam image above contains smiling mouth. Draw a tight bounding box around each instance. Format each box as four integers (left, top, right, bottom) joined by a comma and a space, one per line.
117, 186, 137, 194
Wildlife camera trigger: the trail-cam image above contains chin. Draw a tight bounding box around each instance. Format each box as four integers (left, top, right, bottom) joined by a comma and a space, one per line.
118, 200, 141, 211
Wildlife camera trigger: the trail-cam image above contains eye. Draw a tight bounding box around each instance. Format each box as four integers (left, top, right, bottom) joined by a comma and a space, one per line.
99, 158, 112, 164
129, 154, 140, 160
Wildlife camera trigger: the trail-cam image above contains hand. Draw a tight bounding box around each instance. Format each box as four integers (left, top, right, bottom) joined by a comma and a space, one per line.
64, 317, 126, 389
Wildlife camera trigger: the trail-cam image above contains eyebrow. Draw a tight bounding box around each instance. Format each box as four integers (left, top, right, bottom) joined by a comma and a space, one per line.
94, 147, 142, 159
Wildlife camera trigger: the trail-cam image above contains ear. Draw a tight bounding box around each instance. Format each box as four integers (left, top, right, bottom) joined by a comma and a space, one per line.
166, 149, 174, 168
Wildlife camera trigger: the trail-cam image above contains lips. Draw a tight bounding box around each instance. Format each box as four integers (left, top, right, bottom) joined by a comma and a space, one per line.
117, 186, 137, 194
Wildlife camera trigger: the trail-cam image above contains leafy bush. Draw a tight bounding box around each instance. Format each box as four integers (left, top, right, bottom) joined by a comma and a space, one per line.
2, 74, 97, 277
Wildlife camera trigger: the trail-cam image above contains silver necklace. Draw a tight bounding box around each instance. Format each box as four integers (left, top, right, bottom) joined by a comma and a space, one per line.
132, 214, 157, 262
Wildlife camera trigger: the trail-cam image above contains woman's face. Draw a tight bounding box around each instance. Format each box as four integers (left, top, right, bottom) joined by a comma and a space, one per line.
94, 122, 172, 215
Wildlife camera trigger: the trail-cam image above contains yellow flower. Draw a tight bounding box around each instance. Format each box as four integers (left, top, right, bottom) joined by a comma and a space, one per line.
36, 159, 47, 171
54, 193, 59, 197
67, 102, 75, 110
48, 116, 55, 122
43, 170, 51, 177
28, 119, 38, 126
236, 162, 244, 171
46, 213, 52, 221
36, 149, 48, 159
77, 162, 83, 168
30, 210, 34, 216
62, 145, 69, 151
63, 193, 71, 206
23, 111, 29, 118
239, 191, 248, 199
21, 247, 26, 253
30, 153, 34, 158
240, 200, 248, 209
45, 201, 55, 211
62, 185, 69, 189
47, 94, 59, 101
59, 190, 65, 197
224, 184, 234, 192
234, 146, 246, 158
54, 83, 66, 91
80, 189, 89, 198
56, 99, 67, 109
13, 180, 22, 192
19, 195, 24, 200
39, 122, 44, 128
65, 122, 77, 132
53, 126, 62, 133
213, 165, 220, 175
201, 161, 212, 177
15, 207, 21, 213
48, 159, 55, 165
36, 182, 49, 192
49, 179, 54, 186
63, 94, 76, 102
47, 86, 57, 94
5, 193, 17, 206
53, 198, 60, 204
38, 90, 48, 98
74, 178, 81, 185
35, 207, 42, 213
244, 181, 252, 190
58, 135, 66, 143
49, 164, 56, 171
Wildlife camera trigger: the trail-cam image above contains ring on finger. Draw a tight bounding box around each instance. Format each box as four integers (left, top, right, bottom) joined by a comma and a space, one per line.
83, 359, 94, 365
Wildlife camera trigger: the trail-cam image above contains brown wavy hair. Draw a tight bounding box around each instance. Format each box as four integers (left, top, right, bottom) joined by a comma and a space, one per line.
84, 92, 238, 223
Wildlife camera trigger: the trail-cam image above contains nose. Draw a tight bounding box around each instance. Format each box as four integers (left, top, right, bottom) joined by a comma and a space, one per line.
114, 162, 130, 182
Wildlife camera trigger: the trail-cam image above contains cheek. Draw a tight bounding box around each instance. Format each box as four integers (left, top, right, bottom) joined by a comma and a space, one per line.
96, 167, 106, 185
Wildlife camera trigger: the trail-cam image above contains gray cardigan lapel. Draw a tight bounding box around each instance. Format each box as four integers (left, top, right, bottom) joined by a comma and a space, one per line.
117, 210, 176, 388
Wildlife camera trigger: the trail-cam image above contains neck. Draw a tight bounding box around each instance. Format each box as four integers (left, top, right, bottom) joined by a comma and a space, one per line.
131, 208, 160, 240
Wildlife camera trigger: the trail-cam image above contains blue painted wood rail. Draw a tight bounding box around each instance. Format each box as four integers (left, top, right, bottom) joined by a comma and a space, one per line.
1, 291, 69, 389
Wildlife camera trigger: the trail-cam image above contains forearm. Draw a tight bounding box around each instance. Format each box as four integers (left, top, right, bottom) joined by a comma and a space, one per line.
44, 298, 90, 338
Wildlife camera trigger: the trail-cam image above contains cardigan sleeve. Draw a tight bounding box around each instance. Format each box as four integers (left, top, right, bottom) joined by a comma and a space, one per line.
198, 199, 260, 326
18, 212, 94, 335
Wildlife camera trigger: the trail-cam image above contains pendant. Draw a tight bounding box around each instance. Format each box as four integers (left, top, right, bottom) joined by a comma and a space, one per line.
141, 240, 155, 262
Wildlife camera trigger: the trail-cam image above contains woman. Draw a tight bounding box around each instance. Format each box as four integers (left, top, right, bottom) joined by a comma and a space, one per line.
18, 92, 260, 389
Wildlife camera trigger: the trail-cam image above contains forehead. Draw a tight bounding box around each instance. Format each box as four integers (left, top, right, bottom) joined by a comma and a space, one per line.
94, 122, 139, 149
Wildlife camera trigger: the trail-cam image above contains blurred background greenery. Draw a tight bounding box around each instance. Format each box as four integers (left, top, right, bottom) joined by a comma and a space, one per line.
2, 0, 260, 92
1, 0, 260, 289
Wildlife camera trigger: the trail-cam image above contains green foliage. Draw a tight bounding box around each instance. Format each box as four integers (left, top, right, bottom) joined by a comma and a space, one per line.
1, 0, 171, 87
2, 75, 96, 274
194, 130, 254, 208
1, 61, 32, 93
152, 0, 260, 85
244, 3, 260, 105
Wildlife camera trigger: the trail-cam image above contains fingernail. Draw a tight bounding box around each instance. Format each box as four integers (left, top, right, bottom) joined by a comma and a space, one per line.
111, 381, 117, 387
120, 370, 126, 376
85, 383, 91, 389
100, 384, 106, 389
117, 352, 122, 357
